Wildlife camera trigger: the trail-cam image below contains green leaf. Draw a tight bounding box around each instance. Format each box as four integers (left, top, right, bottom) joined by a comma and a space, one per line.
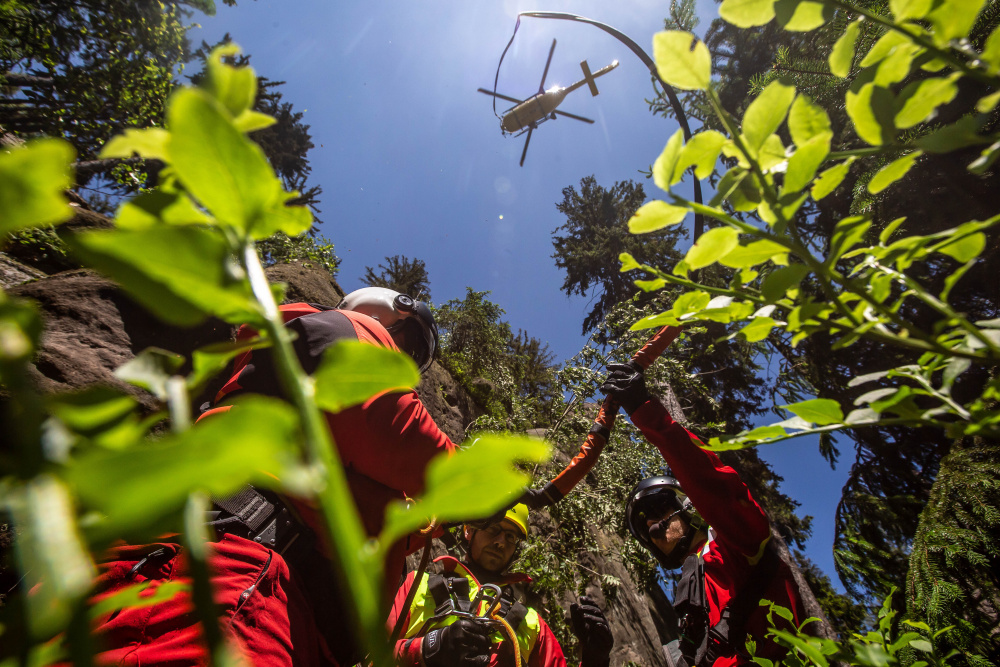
4, 476, 96, 637
719, 0, 777, 27
202, 43, 257, 118
970, 140, 1000, 174
89, 581, 188, 621
879, 217, 907, 244
829, 20, 861, 77
628, 200, 689, 233
652, 31, 712, 90
928, 0, 987, 46
65, 226, 259, 327
976, 91, 1000, 113
775, 0, 833, 31
0, 139, 75, 234
379, 435, 550, 547
869, 152, 921, 194
789, 95, 832, 146
860, 31, 914, 68
189, 336, 270, 392
785, 137, 831, 193
719, 239, 788, 268
99, 128, 170, 160
937, 231, 985, 262
742, 82, 797, 154
635, 278, 667, 292
982, 26, 1000, 74
738, 317, 778, 342
619, 252, 642, 272
846, 83, 894, 146
167, 87, 284, 235
313, 340, 420, 413
673, 291, 712, 316
65, 397, 299, 538
685, 227, 741, 269
630, 311, 683, 330
676, 131, 728, 180
909, 640, 934, 653
895, 76, 959, 129
115, 348, 185, 400
827, 217, 872, 263
891, 0, 932, 19
915, 116, 988, 153
873, 42, 921, 87
233, 110, 277, 133
811, 158, 855, 200
757, 134, 788, 173
115, 189, 213, 228
653, 129, 685, 191
47, 387, 138, 439
762, 264, 810, 301
781, 398, 844, 425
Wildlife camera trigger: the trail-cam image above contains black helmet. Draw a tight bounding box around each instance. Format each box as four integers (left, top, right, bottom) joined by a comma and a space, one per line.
339, 287, 439, 372
625, 476, 706, 569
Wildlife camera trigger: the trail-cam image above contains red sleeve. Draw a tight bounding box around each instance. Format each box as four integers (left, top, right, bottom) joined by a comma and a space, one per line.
388, 571, 424, 667
529, 616, 568, 667
327, 389, 457, 497
629, 399, 771, 560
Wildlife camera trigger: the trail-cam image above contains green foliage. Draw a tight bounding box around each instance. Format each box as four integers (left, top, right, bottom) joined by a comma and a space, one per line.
435, 288, 558, 428
633, 0, 1000, 654
257, 230, 341, 276
0, 47, 540, 664
759, 590, 962, 667
362, 254, 431, 300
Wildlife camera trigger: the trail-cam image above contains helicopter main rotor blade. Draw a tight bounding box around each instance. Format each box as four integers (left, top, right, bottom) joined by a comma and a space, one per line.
553, 109, 595, 124
477, 88, 525, 105
519, 127, 534, 167
538, 39, 557, 93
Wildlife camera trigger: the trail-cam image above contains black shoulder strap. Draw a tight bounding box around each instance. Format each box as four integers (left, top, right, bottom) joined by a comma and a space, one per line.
697, 539, 782, 666
428, 573, 472, 615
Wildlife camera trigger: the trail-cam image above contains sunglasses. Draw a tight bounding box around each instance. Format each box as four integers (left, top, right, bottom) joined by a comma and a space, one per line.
479, 523, 523, 547
632, 494, 684, 532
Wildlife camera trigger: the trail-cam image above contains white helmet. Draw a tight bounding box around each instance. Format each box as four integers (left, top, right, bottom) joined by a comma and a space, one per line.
339, 287, 438, 372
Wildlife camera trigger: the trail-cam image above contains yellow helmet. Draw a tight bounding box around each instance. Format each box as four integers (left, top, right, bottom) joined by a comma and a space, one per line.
505, 503, 529, 538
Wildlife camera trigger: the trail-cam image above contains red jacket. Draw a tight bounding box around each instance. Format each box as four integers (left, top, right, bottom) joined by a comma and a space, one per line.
630, 400, 806, 666
387, 556, 568, 667
88, 304, 457, 667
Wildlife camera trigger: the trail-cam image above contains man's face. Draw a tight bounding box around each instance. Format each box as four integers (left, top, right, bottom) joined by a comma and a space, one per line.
646, 508, 690, 560
468, 519, 523, 573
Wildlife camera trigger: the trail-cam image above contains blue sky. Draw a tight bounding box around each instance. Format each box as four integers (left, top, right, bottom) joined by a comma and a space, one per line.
192, 0, 850, 590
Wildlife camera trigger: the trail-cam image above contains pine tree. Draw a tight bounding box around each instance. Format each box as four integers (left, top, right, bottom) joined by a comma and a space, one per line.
361, 255, 431, 301
906, 437, 1000, 666
551, 176, 687, 335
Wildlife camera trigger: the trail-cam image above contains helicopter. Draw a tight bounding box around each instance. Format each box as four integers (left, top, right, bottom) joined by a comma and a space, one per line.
478, 39, 619, 166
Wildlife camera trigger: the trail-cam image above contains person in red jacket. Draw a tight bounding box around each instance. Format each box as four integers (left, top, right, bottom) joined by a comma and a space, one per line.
601, 361, 806, 667
387, 504, 613, 667
89, 287, 457, 667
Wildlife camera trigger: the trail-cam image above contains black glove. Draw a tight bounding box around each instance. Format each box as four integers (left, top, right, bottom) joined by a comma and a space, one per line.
519, 482, 564, 510
571, 596, 614, 667
422, 617, 493, 667
600, 361, 650, 415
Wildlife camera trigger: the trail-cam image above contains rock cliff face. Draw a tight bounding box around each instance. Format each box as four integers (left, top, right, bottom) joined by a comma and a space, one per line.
2, 249, 675, 665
